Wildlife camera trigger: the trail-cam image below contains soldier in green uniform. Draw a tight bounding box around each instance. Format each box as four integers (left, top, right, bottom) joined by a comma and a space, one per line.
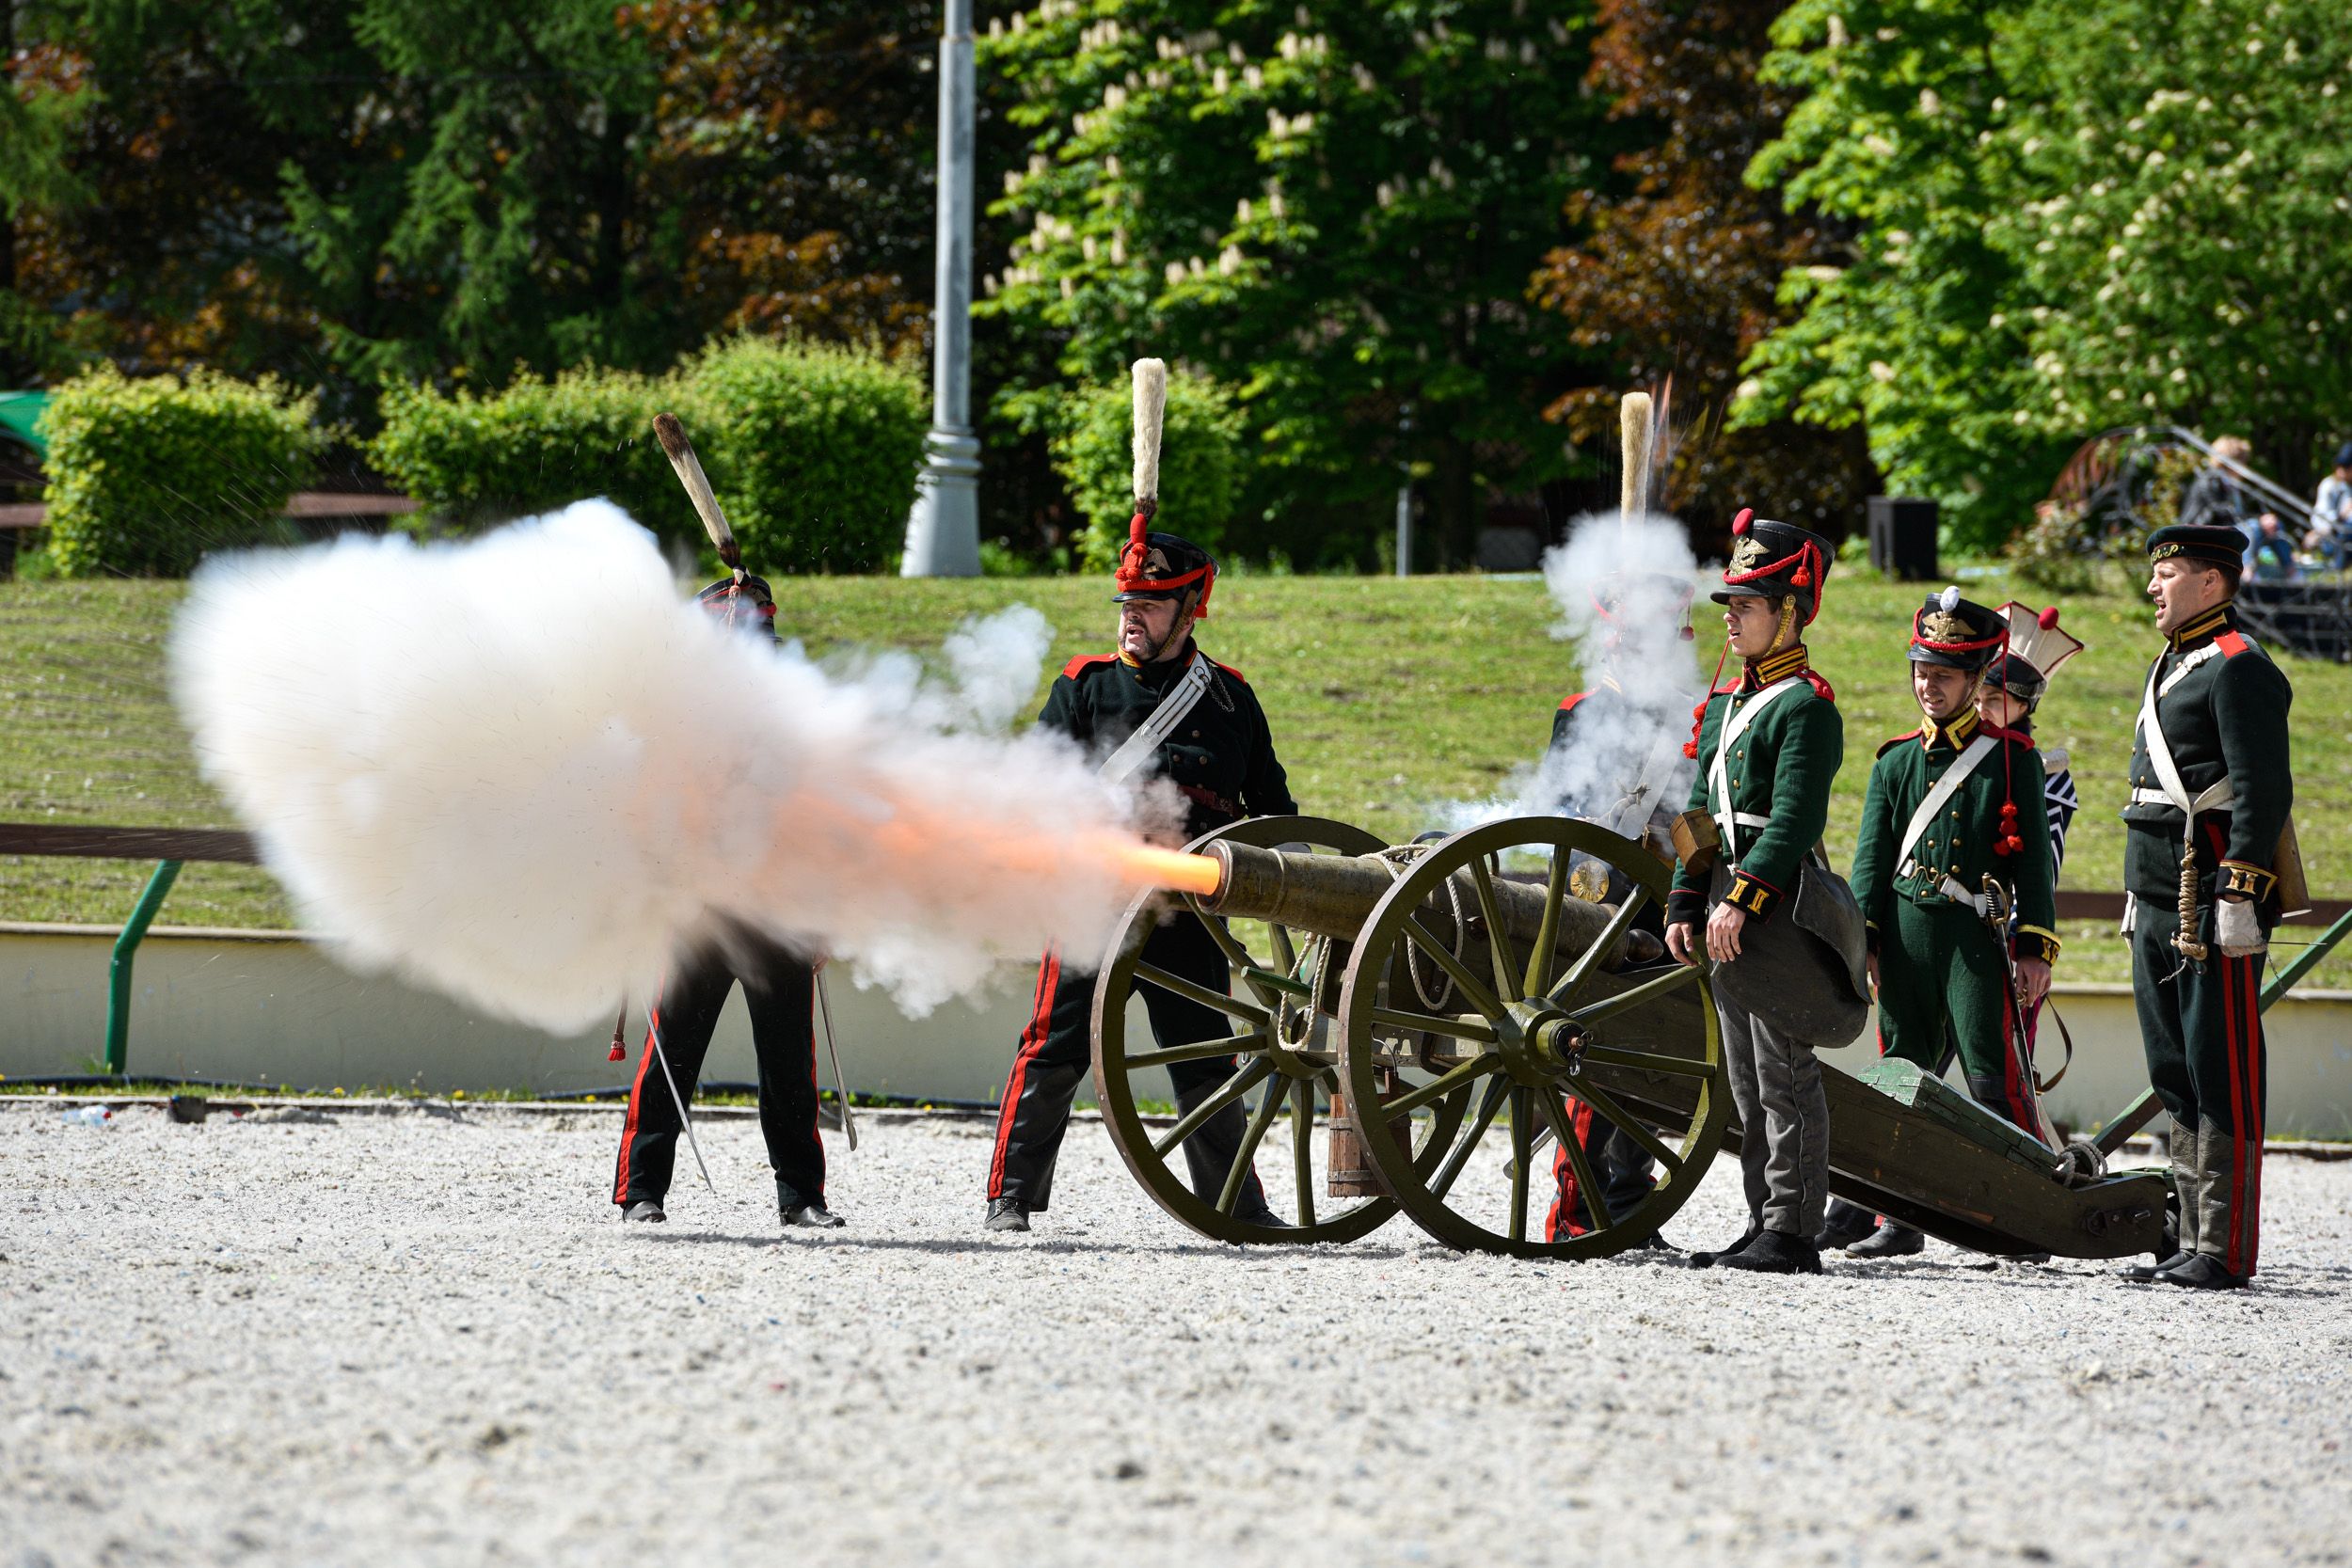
1665, 511, 1854, 1275
1827, 590, 2061, 1259
2118, 523, 2294, 1291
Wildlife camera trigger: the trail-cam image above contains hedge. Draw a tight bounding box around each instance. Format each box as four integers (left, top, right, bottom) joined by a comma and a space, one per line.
38, 367, 321, 578
371, 340, 929, 574
686, 337, 929, 574
1050, 368, 1247, 571
369, 369, 689, 541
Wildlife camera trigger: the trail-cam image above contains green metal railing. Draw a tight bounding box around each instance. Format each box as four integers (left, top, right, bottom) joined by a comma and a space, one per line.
0, 823, 262, 1079
104, 860, 185, 1076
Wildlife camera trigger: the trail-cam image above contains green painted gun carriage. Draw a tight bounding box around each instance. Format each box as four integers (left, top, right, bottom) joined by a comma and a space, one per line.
1089, 815, 2175, 1259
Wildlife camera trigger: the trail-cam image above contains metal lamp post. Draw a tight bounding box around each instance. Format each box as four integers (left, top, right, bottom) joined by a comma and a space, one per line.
901, 0, 983, 578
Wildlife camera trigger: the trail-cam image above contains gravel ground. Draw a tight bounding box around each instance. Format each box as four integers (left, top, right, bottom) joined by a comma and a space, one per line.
6, 1101, 2349, 1568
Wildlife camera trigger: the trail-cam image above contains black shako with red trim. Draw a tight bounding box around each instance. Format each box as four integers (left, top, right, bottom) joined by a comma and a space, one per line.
1043, 643, 1295, 839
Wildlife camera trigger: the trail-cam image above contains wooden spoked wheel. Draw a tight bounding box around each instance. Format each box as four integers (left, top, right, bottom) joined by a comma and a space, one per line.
1091, 816, 1470, 1246
1336, 817, 1727, 1259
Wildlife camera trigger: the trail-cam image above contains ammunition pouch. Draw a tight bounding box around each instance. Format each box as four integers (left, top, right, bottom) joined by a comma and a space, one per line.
1706, 851, 1872, 1049
1670, 810, 1722, 877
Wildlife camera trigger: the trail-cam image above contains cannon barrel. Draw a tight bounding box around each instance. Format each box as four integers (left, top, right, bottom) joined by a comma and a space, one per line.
1198, 839, 1659, 968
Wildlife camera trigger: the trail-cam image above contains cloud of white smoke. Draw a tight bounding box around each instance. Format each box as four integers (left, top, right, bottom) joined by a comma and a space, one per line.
1436, 510, 1704, 833
171, 501, 1185, 1032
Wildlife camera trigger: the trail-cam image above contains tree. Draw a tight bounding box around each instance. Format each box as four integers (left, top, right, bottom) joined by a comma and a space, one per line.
0, 2, 90, 388
5, 2, 943, 420
631, 0, 938, 355
978, 0, 1618, 567
1740, 0, 2352, 546
1528, 0, 1877, 546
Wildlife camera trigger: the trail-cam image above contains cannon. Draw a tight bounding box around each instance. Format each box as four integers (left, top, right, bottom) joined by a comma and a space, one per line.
1089, 815, 2171, 1259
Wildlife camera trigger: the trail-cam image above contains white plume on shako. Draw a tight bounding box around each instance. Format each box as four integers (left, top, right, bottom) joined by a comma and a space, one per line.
169, 500, 1200, 1033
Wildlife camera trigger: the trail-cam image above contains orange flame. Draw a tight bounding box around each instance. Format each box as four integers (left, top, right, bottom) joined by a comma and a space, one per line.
1115, 845, 1224, 896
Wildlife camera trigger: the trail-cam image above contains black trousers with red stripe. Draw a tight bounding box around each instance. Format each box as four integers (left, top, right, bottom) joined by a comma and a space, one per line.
989, 909, 1252, 1212
2131, 908, 2266, 1275
612, 928, 826, 1212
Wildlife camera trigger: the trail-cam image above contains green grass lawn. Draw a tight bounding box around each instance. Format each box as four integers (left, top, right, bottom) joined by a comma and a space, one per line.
5, 563, 2346, 986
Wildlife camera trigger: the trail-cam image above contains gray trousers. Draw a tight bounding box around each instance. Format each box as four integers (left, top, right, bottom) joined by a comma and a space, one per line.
1716, 1000, 1830, 1237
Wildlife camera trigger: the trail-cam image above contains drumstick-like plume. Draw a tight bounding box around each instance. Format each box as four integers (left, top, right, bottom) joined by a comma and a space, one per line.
1132, 357, 1168, 514
652, 412, 740, 569
1619, 391, 1655, 520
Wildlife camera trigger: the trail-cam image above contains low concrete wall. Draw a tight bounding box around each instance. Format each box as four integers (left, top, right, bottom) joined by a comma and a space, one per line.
0, 925, 1039, 1103
5, 926, 2348, 1137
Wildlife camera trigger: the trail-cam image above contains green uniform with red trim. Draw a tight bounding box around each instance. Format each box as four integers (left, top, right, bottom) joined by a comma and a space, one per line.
1667, 643, 1843, 925
2122, 602, 2292, 1278
1850, 709, 2059, 1131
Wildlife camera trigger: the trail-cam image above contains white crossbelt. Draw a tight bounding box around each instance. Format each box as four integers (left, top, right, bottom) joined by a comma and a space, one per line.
1097, 654, 1213, 785
2135, 653, 2229, 850
1705, 676, 1804, 864
1894, 734, 1997, 891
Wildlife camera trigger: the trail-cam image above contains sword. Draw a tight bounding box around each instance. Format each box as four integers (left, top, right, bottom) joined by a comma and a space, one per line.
1979, 875, 2062, 1149
646, 1003, 718, 1196
815, 967, 857, 1151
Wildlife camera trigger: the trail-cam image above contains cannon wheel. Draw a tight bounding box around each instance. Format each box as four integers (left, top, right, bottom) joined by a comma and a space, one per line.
1337, 817, 1727, 1259
1091, 816, 1470, 1246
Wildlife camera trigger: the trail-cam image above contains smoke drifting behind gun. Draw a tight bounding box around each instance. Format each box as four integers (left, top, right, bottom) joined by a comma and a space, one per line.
170, 501, 1210, 1033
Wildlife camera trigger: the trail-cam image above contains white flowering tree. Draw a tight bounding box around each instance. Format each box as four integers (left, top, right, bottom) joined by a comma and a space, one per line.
1739, 0, 2352, 546
978, 0, 1614, 567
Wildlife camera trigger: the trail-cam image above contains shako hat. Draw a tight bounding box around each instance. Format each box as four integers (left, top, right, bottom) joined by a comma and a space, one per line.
695, 571, 777, 637
1908, 586, 2006, 671
1110, 356, 1217, 616
1710, 508, 1833, 623
1986, 601, 2083, 709
2145, 523, 2246, 573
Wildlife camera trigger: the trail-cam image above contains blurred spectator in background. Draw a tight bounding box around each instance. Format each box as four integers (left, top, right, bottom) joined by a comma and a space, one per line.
2178, 436, 2280, 571
2303, 442, 2352, 571
2249, 511, 2300, 581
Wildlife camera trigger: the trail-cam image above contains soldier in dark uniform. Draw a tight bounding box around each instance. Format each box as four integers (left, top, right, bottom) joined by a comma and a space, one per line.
2117, 523, 2294, 1290
1542, 570, 1698, 1243
1665, 512, 1851, 1275
613, 571, 843, 1230
984, 525, 1296, 1234
1827, 591, 2061, 1259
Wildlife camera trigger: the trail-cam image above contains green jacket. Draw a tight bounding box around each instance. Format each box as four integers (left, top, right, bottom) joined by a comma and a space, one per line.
1851, 708, 2060, 965
2120, 604, 2294, 909
1668, 645, 1843, 924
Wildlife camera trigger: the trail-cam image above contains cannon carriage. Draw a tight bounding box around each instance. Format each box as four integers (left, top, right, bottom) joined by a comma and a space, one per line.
1089, 815, 2172, 1260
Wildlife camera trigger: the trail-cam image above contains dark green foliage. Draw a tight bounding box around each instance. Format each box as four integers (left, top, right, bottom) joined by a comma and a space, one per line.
38, 368, 320, 578
370, 340, 926, 572
369, 371, 688, 538
687, 338, 929, 575
978, 3, 1618, 566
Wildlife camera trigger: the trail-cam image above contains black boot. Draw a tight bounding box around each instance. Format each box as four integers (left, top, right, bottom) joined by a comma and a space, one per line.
2155, 1253, 2249, 1291
1847, 1221, 1926, 1259
2118, 1250, 2191, 1283
1817, 1199, 1878, 1251
984, 1197, 1031, 1233
1714, 1228, 1823, 1275
1689, 1227, 1761, 1269
621, 1199, 666, 1224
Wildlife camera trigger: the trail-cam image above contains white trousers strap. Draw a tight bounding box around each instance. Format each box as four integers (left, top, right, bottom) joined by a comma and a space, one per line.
2136, 655, 2201, 846
1930, 875, 1990, 916
1707, 675, 1803, 863
1892, 734, 1996, 877
2129, 783, 2234, 812
1098, 655, 1213, 785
